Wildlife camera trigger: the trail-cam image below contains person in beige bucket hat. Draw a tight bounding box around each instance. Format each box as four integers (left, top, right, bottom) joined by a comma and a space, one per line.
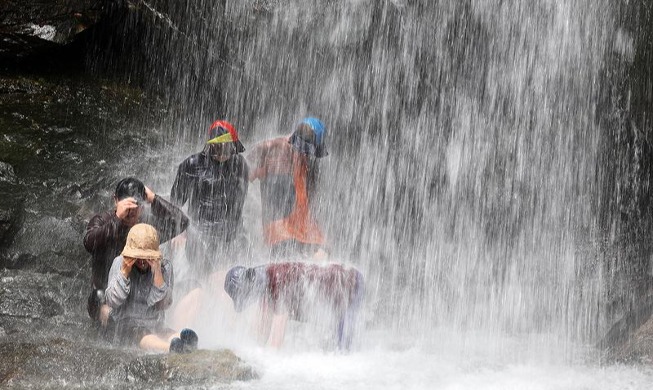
121, 222, 162, 260
105, 223, 198, 353
84, 177, 189, 332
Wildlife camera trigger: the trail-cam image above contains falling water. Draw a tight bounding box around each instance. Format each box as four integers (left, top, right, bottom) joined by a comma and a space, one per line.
95, 0, 653, 388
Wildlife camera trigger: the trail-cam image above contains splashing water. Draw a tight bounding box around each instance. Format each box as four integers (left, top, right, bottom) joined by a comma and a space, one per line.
103, 0, 653, 388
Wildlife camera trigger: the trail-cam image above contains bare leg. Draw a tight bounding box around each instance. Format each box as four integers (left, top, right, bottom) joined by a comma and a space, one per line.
171, 288, 205, 330
139, 332, 179, 353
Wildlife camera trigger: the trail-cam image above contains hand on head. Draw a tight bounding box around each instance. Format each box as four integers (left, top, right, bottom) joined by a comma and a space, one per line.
116, 197, 141, 220
113, 178, 157, 226
121, 257, 136, 278
146, 258, 161, 273
144, 186, 156, 203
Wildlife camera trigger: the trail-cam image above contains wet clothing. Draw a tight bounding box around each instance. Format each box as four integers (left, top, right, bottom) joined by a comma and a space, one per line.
259, 262, 364, 349
84, 195, 188, 291
262, 262, 362, 319
248, 137, 325, 250
105, 255, 174, 345
170, 152, 249, 273
171, 152, 248, 235
84, 195, 187, 322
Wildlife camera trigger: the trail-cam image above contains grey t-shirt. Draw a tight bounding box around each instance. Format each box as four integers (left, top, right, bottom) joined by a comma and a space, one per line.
105, 255, 173, 329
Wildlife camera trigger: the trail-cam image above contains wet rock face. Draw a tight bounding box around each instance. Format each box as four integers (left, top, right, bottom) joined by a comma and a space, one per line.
0, 0, 103, 71
0, 339, 258, 388
122, 349, 258, 385
0, 0, 101, 43
605, 314, 653, 364
0, 182, 23, 250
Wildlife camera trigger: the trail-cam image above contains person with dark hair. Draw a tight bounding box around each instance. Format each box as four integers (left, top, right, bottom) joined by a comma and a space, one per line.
247, 117, 329, 259
105, 223, 198, 352
84, 177, 189, 329
224, 262, 364, 349
170, 119, 249, 276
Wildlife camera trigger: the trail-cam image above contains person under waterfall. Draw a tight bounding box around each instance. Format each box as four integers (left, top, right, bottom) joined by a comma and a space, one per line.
84, 177, 189, 332
105, 223, 198, 353
224, 261, 364, 350
247, 117, 329, 259
170, 119, 249, 279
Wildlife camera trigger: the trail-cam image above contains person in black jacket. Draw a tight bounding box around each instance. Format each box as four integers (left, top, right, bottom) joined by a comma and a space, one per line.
170, 120, 249, 277
84, 177, 189, 328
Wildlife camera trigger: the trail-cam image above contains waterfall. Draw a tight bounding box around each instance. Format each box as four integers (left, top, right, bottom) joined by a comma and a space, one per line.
96, 0, 649, 360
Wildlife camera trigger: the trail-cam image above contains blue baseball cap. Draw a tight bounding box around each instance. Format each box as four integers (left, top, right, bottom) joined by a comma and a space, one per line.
289, 117, 329, 158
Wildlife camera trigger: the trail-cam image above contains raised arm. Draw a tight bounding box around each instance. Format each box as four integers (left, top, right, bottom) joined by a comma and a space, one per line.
105, 256, 132, 309
247, 141, 269, 181
147, 258, 174, 310
149, 195, 189, 244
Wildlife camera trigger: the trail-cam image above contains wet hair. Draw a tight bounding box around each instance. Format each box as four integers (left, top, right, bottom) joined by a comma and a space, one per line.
224, 266, 259, 311
114, 177, 146, 202
294, 124, 317, 144
290, 121, 328, 158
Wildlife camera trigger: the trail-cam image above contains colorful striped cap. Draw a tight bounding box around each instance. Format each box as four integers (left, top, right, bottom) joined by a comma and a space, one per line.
207, 120, 245, 153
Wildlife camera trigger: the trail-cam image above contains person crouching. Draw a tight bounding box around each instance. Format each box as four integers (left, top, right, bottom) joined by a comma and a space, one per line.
105, 223, 198, 353
224, 262, 364, 350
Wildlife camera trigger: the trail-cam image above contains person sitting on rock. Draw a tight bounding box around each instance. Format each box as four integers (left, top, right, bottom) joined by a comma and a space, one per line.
84, 177, 189, 330
247, 117, 329, 259
105, 223, 198, 353
224, 261, 364, 350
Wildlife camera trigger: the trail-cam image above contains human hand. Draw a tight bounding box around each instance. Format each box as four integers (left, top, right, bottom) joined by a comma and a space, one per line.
115, 198, 140, 220
99, 304, 112, 327
148, 258, 164, 288
144, 186, 156, 203
121, 257, 136, 278
147, 258, 162, 274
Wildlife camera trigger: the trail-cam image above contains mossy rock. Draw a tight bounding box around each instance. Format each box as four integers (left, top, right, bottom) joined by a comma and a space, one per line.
124, 349, 259, 385
0, 338, 258, 388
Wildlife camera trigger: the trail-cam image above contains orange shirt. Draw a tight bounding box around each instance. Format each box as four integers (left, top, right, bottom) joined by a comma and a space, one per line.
249, 137, 325, 246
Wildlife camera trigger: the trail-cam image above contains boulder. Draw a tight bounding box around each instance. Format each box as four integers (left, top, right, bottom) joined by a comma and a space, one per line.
0, 0, 101, 44
0, 0, 104, 71
0, 269, 85, 323
600, 286, 653, 363
0, 338, 258, 388
605, 314, 653, 364
119, 349, 258, 385
0, 182, 23, 251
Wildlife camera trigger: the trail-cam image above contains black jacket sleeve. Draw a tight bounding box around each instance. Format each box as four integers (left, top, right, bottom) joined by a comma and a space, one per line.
233, 155, 249, 223
83, 212, 120, 253
148, 195, 189, 243
170, 160, 190, 207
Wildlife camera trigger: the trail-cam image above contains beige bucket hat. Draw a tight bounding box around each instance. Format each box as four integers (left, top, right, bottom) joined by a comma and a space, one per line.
121, 223, 161, 260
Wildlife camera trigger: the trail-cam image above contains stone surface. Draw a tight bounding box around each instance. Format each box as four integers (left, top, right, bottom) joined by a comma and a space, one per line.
0, 0, 103, 72
0, 338, 257, 388
606, 314, 653, 364
0, 182, 23, 250
0, 0, 101, 45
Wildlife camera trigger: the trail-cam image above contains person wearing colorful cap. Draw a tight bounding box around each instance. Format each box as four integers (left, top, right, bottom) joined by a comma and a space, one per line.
105, 223, 198, 352
224, 262, 364, 349
247, 117, 329, 258
170, 120, 249, 276
84, 177, 189, 329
